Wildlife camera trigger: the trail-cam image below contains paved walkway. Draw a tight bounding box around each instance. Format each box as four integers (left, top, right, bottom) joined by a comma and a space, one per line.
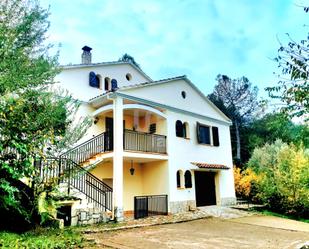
83, 207, 252, 233
85, 218, 309, 249
231, 215, 309, 232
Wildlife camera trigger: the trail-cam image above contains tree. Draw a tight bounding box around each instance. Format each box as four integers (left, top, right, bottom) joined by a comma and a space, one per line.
266, 11, 308, 120
209, 74, 259, 164
119, 53, 141, 69
243, 112, 309, 159
0, 0, 89, 230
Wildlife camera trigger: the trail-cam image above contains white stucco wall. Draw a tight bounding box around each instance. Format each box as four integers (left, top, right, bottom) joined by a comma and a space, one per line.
55, 63, 150, 101
166, 110, 235, 204
119, 79, 229, 123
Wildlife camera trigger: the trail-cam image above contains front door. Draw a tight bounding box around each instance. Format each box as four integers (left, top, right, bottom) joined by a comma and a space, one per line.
194, 171, 217, 206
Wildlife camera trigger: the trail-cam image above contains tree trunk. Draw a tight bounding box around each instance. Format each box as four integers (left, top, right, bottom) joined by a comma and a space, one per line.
235, 120, 241, 162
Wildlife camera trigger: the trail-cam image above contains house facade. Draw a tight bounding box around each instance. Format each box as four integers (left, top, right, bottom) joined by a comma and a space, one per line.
53, 46, 236, 222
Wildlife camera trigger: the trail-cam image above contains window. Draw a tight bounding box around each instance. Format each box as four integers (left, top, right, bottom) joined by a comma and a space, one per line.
181, 91, 186, 99
197, 122, 210, 145
176, 170, 184, 189
89, 71, 100, 88
196, 123, 220, 146
104, 77, 111, 91
175, 120, 183, 137
183, 122, 189, 138
149, 123, 156, 134
184, 170, 192, 188
212, 126, 220, 146
126, 73, 132, 81
176, 120, 189, 138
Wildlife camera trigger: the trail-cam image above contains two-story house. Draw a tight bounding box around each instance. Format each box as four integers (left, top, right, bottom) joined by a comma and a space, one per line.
51, 46, 236, 224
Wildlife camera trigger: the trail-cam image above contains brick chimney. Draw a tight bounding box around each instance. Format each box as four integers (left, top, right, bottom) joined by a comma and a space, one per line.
81, 46, 92, 64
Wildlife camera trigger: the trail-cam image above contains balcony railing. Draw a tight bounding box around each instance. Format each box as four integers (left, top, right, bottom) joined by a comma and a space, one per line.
124, 129, 167, 154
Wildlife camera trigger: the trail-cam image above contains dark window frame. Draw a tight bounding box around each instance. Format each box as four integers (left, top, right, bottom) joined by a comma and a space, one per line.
196, 122, 211, 145
212, 126, 220, 147
176, 171, 181, 188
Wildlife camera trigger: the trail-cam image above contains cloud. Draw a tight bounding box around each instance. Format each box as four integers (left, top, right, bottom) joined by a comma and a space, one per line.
41, 0, 308, 96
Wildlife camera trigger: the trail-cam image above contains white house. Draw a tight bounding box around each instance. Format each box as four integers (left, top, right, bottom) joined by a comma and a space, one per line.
51, 46, 236, 224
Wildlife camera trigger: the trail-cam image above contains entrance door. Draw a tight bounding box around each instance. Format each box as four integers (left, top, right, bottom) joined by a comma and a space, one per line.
194, 171, 216, 206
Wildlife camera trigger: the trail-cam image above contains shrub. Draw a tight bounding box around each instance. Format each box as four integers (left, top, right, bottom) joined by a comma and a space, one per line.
247, 140, 309, 218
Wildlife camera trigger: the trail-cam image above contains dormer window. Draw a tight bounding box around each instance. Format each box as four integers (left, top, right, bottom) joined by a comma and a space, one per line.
89, 71, 101, 88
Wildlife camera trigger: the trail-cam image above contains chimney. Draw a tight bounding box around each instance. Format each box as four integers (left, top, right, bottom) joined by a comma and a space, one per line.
81, 46, 92, 64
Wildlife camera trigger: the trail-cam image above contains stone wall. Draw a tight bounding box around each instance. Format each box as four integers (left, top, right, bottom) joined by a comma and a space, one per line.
220, 197, 236, 206
169, 200, 196, 213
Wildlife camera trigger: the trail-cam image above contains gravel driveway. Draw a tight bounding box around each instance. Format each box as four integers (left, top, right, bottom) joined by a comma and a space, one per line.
86, 217, 309, 249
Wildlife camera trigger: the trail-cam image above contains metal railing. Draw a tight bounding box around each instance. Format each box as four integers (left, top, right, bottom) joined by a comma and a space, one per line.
124, 130, 167, 154
36, 157, 113, 211
62, 131, 113, 164
134, 194, 168, 219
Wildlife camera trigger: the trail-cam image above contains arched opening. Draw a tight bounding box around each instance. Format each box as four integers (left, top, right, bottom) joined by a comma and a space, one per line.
175, 120, 183, 137
104, 77, 111, 91
176, 170, 184, 189
96, 74, 102, 89
184, 170, 192, 188
183, 122, 189, 138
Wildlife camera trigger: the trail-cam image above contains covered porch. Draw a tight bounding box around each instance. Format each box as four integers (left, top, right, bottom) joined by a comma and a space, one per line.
89, 156, 169, 217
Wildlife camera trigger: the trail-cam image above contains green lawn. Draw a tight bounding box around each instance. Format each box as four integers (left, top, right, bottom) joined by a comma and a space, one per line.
256, 209, 309, 223
0, 227, 93, 249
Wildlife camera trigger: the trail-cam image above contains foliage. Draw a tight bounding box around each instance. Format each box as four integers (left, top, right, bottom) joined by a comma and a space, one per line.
119, 53, 141, 69
0, 228, 87, 249
266, 8, 308, 120
247, 140, 309, 218
233, 167, 259, 199
209, 74, 259, 163
0, 0, 90, 230
242, 112, 309, 161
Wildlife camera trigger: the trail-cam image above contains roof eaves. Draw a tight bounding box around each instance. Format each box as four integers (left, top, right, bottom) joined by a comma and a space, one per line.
60, 61, 153, 82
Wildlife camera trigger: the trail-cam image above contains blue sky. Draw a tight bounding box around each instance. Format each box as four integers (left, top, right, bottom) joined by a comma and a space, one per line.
41, 0, 308, 98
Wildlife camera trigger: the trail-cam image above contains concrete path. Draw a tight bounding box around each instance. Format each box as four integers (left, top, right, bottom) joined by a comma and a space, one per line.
231, 215, 309, 232
85, 218, 309, 249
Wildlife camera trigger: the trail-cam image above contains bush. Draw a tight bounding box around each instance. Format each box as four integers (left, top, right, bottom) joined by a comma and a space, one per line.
233, 167, 259, 200
247, 140, 309, 218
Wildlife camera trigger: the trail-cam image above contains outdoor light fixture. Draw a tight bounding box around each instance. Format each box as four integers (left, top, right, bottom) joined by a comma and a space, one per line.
130, 160, 135, 175
94, 117, 99, 124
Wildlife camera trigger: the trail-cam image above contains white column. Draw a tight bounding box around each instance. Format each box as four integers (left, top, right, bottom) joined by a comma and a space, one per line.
113, 96, 124, 221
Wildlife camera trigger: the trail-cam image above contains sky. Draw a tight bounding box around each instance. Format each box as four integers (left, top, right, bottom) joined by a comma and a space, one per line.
41, 0, 308, 99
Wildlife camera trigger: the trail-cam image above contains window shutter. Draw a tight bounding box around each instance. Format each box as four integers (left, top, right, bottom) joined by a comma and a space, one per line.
176, 120, 184, 137
89, 71, 99, 88
212, 126, 220, 146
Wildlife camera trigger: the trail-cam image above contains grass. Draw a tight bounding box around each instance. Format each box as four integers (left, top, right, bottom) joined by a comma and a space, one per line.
254, 209, 309, 223
0, 227, 94, 249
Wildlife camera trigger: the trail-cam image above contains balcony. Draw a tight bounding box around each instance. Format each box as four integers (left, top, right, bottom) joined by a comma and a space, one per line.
64, 130, 167, 165
124, 129, 166, 154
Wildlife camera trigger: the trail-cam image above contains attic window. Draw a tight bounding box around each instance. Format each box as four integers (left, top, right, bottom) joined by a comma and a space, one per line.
181, 91, 186, 99
126, 73, 132, 81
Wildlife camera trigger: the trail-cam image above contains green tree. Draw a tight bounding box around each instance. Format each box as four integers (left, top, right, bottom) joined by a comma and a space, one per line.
0, 0, 89, 229
242, 112, 309, 161
119, 53, 141, 69
266, 8, 308, 120
209, 74, 259, 164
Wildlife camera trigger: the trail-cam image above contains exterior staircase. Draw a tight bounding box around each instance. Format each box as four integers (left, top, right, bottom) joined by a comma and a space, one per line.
37, 132, 113, 212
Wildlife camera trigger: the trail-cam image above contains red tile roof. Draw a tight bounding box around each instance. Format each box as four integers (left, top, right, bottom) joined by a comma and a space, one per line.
191, 162, 229, 170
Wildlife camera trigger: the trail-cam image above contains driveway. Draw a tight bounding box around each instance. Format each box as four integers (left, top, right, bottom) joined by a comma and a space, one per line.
86, 217, 309, 249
